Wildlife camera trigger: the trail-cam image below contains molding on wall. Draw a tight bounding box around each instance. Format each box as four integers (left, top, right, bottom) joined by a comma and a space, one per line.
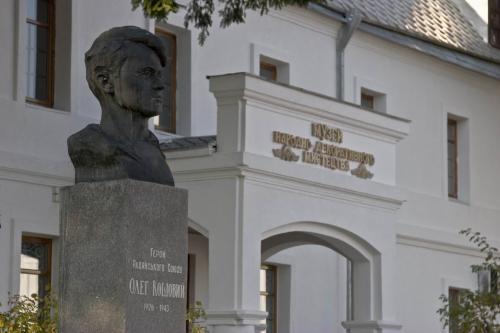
241, 167, 403, 212
397, 234, 482, 257
205, 309, 267, 326
244, 89, 408, 143
0, 166, 72, 187
172, 152, 405, 212
395, 223, 500, 258
209, 73, 410, 144
0, 150, 73, 187
268, 6, 339, 39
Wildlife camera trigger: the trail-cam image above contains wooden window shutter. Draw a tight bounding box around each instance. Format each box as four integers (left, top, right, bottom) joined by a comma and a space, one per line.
489, 0, 500, 49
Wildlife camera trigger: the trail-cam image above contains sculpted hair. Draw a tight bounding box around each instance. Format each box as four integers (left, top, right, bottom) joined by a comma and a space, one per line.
85, 26, 167, 100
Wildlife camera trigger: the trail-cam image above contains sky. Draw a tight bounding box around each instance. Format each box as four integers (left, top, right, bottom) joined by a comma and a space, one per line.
466, 0, 488, 22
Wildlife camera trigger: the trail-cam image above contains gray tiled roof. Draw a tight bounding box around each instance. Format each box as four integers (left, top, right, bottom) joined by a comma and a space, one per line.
328, 0, 500, 63
160, 135, 217, 152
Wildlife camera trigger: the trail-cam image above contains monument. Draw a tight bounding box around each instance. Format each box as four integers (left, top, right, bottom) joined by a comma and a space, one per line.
59, 26, 187, 333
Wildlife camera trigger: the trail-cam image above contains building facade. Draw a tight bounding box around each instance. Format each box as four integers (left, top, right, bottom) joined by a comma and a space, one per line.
0, 0, 499, 333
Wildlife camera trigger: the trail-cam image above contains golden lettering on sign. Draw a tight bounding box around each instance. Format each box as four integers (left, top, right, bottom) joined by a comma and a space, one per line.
312, 142, 375, 166
311, 123, 343, 143
273, 131, 312, 150
271, 123, 375, 179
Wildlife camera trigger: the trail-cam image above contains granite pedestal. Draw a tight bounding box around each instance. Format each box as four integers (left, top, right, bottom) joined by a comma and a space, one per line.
59, 179, 187, 333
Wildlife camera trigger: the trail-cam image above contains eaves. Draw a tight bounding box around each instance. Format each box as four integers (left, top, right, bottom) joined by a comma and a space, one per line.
309, 3, 500, 81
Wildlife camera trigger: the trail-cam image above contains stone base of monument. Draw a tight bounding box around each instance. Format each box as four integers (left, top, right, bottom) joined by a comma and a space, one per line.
59, 179, 187, 333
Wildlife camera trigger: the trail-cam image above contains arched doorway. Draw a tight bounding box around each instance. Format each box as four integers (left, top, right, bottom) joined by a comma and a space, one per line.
261, 222, 382, 332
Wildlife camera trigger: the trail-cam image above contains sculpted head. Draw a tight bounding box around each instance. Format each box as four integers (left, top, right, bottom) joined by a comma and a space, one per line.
85, 26, 166, 117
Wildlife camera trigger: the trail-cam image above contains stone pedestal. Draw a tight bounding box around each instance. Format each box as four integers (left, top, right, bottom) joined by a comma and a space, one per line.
59, 179, 187, 333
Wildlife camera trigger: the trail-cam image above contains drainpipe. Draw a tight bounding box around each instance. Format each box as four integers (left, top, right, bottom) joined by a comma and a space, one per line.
336, 9, 362, 101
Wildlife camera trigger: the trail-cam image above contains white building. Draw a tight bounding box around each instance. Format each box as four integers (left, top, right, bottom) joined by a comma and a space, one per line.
0, 0, 499, 332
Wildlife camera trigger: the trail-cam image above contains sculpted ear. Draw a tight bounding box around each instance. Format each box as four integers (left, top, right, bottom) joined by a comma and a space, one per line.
95, 67, 114, 94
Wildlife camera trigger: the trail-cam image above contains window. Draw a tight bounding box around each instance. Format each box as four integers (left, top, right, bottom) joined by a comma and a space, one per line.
360, 92, 374, 109
251, 44, 291, 84
478, 269, 500, 294
20, 236, 52, 298
260, 264, 277, 333
26, 0, 55, 107
260, 62, 277, 81
257, 54, 290, 84
489, 0, 500, 49
23, 0, 71, 110
446, 114, 469, 202
155, 29, 177, 133
447, 119, 458, 198
492, 270, 499, 294
448, 287, 466, 333
360, 88, 386, 112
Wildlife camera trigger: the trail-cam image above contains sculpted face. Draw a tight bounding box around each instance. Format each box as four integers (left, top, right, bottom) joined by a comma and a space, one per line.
113, 43, 165, 118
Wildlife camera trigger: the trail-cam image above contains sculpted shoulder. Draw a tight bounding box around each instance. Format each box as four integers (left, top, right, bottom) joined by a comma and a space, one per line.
67, 124, 116, 166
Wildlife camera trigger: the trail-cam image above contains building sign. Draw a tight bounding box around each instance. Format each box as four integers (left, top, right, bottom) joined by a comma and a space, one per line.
272, 123, 375, 179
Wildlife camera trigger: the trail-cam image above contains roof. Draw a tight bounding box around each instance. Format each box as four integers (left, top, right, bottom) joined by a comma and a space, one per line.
327, 0, 500, 64
160, 135, 217, 152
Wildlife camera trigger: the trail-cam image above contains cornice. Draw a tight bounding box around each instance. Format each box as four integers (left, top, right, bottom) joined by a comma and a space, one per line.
172, 152, 405, 212
209, 73, 410, 143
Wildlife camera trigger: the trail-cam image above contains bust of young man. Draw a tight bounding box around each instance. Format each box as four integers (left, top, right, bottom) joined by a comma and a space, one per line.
68, 26, 174, 186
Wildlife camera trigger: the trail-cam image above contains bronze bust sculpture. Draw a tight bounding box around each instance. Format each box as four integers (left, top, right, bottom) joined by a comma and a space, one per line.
68, 26, 174, 186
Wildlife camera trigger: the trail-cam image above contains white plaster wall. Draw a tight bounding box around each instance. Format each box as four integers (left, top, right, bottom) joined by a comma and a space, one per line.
395, 243, 480, 333
345, 29, 500, 212
342, 30, 500, 332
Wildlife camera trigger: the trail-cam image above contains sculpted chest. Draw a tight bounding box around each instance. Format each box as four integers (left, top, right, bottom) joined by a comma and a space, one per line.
68, 125, 174, 186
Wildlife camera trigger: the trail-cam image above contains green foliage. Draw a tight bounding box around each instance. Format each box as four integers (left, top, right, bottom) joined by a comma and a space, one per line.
186, 301, 206, 333
131, 0, 180, 20
131, 0, 325, 44
437, 229, 500, 333
0, 293, 58, 333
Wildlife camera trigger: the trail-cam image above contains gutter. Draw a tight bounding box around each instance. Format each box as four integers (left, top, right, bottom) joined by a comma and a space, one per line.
336, 9, 362, 101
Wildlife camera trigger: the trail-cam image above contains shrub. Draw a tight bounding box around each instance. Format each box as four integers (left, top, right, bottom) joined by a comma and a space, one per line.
437, 229, 500, 333
0, 293, 58, 333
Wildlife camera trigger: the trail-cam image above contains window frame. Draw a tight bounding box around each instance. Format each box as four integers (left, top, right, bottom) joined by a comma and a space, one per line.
20, 235, 53, 297
154, 28, 177, 134
259, 61, 278, 82
447, 118, 458, 199
25, 0, 56, 108
260, 264, 277, 333
360, 92, 375, 110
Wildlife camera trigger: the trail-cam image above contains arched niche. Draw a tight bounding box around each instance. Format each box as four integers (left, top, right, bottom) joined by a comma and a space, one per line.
261, 221, 382, 322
